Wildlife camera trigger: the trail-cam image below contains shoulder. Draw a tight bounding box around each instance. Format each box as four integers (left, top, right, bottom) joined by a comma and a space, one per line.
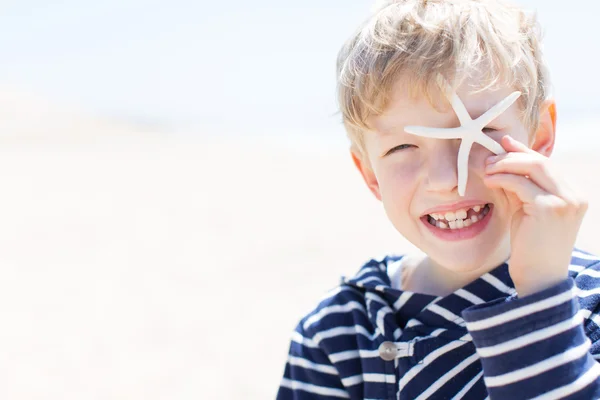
569, 248, 600, 275
561, 248, 600, 355
569, 247, 600, 291
568, 248, 600, 327
295, 254, 405, 339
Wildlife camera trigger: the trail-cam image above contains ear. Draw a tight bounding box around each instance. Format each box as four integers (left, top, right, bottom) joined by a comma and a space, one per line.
530, 99, 557, 157
350, 146, 382, 201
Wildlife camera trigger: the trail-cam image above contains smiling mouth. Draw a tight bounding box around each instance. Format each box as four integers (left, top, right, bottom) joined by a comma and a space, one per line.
423, 203, 492, 230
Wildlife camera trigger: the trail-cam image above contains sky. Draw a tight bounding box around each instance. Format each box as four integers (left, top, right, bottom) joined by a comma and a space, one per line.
1, 1, 598, 144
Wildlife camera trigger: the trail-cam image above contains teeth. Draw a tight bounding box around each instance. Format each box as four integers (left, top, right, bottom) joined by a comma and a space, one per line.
455, 209, 467, 220
428, 204, 490, 230
445, 211, 457, 221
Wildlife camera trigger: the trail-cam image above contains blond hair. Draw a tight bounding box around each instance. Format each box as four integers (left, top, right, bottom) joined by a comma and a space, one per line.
337, 0, 551, 153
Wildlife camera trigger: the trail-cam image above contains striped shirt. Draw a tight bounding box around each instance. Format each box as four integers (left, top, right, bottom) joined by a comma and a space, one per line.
277, 247, 600, 399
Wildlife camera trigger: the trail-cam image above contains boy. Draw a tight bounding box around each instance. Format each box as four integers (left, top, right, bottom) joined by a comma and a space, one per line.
277, 0, 600, 399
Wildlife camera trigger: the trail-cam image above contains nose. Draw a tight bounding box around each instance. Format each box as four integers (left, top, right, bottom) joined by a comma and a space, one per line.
424, 140, 460, 194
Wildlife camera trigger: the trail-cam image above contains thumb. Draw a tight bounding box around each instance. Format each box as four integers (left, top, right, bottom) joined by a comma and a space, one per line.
502, 135, 533, 154
504, 190, 523, 218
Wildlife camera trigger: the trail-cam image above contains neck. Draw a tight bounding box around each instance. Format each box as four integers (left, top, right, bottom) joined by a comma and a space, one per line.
408, 235, 511, 297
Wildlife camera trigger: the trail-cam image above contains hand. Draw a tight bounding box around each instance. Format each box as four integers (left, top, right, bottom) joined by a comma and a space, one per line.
484, 135, 588, 297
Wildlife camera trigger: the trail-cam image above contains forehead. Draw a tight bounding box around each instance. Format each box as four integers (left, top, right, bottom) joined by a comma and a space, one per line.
370, 77, 520, 135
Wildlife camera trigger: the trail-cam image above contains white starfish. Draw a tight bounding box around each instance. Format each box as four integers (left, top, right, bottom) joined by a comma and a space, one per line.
404, 85, 521, 196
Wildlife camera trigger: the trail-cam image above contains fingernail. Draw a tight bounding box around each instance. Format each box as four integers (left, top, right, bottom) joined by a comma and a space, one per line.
486, 155, 498, 164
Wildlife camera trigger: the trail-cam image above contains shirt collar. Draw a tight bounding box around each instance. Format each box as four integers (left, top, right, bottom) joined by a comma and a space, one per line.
342, 255, 515, 299
341, 255, 516, 337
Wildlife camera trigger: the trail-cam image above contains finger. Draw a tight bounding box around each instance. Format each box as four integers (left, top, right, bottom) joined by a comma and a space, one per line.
500, 135, 535, 154
485, 152, 560, 195
505, 190, 522, 213
486, 152, 579, 203
484, 172, 550, 206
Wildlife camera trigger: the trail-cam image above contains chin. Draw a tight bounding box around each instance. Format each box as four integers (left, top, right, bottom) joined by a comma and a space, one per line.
432, 253, 490, 274
417, 229, 510, 274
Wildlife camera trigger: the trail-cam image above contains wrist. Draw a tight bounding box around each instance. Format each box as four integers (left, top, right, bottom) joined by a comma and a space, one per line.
515, 276, 566, 298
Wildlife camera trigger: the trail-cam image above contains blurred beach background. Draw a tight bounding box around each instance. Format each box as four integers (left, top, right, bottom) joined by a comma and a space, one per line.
0, 1, 599, 399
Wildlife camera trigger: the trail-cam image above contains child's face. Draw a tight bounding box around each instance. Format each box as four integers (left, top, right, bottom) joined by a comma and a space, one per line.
354, 78, 552, 273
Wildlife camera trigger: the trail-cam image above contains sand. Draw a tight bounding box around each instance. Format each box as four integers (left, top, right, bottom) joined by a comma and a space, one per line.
0, 109, 598, 398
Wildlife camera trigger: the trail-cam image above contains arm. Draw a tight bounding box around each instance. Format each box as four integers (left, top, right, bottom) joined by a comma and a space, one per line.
462, 277, 600, 400
277, 323, 349, 400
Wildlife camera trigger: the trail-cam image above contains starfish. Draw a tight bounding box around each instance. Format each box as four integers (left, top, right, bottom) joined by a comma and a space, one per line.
404, 84, 521, 196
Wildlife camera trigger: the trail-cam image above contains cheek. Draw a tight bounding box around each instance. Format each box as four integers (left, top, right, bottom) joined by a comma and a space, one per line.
376, 160, 420, 203
469, 144, 493, 169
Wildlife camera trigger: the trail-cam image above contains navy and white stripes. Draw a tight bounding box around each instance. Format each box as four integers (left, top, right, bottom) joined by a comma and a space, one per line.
277, 247, 600, 399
